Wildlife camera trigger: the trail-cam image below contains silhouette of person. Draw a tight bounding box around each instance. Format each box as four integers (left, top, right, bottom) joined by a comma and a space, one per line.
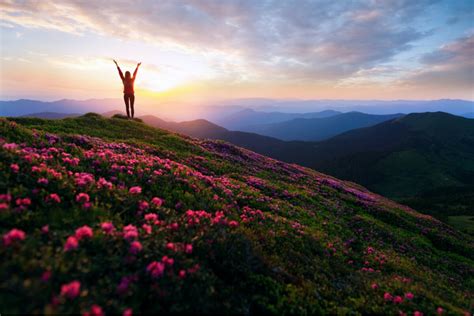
114, 60, 141, 118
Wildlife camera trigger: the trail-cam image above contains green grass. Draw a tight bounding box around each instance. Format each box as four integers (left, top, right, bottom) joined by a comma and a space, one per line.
448, 216, 474, 235
1, 114, 473, 315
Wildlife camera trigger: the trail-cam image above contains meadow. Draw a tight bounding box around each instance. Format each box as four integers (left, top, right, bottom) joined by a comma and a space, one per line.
1, 114, 472, 315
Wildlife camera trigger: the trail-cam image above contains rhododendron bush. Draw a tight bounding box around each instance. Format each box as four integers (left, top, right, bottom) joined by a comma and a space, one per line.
0, 115, 472, 314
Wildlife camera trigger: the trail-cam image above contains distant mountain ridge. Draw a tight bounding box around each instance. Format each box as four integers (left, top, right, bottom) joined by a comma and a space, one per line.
215, 108, 341, 130
244, 112, 404, 141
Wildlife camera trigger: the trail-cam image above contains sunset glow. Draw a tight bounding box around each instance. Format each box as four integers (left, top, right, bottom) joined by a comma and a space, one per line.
1, 0, 473, 103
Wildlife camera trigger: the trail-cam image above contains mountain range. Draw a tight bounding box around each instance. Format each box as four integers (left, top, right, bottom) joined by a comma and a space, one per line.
242, 112, 404, 141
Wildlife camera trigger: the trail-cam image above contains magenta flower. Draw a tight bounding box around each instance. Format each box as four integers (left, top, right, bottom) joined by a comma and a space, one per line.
60, 280, 81, 299
64, 236, 79, 251
144, 213, 158, 222
414, 311, 423, 316
151, 197, 163, 207
129, 241, 143, 255
3, 228, 26, 246
166, 242, 176, 251
123, 308, 133, 316
228, 220, 239, 228
100, 222, 115, 234
37, 178, 49, 185
384, 292, 393, 301
41, 225, 49, 234
83, 304, 104, 316
393, 296, 403, 304
147, 261, 165, 278
76, 193, 90, 203
371, 283, 378, 289
138, 200, 149, 211
46, 193, 61, 203
437, 307, 444, 314
41, 270, 52, 282
162, 255, 174, 266
185, 244, 193, 254
142, 224, 152, 234
129, 186, 142, 195
10, 163, 19, 173
405, 292, 414, 300
179, 270, 186, 279
0, 203, 8, 211
75, 225, 93, 240
123, 225, 139, 241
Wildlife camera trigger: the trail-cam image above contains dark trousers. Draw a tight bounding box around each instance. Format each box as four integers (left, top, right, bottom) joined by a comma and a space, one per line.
124, 94, 135, 118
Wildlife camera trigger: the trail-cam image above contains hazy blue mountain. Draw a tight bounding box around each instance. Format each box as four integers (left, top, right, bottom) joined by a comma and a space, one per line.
245, 112, 404, 141
0, 99, 121, 116
214, 109, 341, 130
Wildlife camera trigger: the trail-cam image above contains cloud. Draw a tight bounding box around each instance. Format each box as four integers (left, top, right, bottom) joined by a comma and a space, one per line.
401, 34, 474, 90
0, 0, 467, 86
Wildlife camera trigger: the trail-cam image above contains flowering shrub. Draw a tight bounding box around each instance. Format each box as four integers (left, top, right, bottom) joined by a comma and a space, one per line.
0, 115, 472, 314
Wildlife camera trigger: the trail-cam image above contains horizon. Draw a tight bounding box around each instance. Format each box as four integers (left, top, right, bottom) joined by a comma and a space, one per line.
1, 0, 473, 106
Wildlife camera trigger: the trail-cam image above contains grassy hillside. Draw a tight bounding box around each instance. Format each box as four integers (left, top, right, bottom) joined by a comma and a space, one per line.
1, 114, 473, 314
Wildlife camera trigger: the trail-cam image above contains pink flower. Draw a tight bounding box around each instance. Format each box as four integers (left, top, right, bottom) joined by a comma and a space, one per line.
129, 186, 142, 195
147, 261, 165, 278
3, 143, 18, 151
162, 255, 174, 267
179, 270, 186, 279
144, 213, 158, 222
100, 222, 115, 234
393, 296, 403, 304
414, 312, 423, 316
185, 244, 193, 254
37, 178, 49, 185
123, 225, 138, 241
437, 307, 444, 314
83, 304, 104, 316
0, 203, 8, 211
3, 228, 26, 246
371, 283, 378, 289
10, 163, 19, 173
166, 242, 176, 251
60, 280, 81, 299
76, 193, 90, 203
129, 241, 143, 255
41, 270, 52, 282
138, 200, 149, 211
151, 197, 163, 207
75, 225, 93, 240
41, 225, 49, 234
405, 292, 414, 300
16, 198, 31, 206
384, 292, 393, 301
228, 220, 239, 228
366, 246, 375, 254
64, 236, 79, 251
142, 224, 152, 234
123, 308, 133, 316
46, 193, 61, 203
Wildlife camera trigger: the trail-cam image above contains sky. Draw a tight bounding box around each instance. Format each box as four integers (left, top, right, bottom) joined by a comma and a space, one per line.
1, 0, 473, 104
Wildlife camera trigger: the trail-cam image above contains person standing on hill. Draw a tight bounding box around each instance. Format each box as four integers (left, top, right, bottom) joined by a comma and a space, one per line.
113, 60, 141, 119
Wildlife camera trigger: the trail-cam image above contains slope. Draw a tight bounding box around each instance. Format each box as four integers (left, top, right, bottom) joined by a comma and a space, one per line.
0, 114, 472, 314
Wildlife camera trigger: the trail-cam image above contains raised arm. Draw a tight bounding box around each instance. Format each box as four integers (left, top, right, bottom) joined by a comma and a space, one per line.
113, 59, 124, 80
133, 62, 141, 80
